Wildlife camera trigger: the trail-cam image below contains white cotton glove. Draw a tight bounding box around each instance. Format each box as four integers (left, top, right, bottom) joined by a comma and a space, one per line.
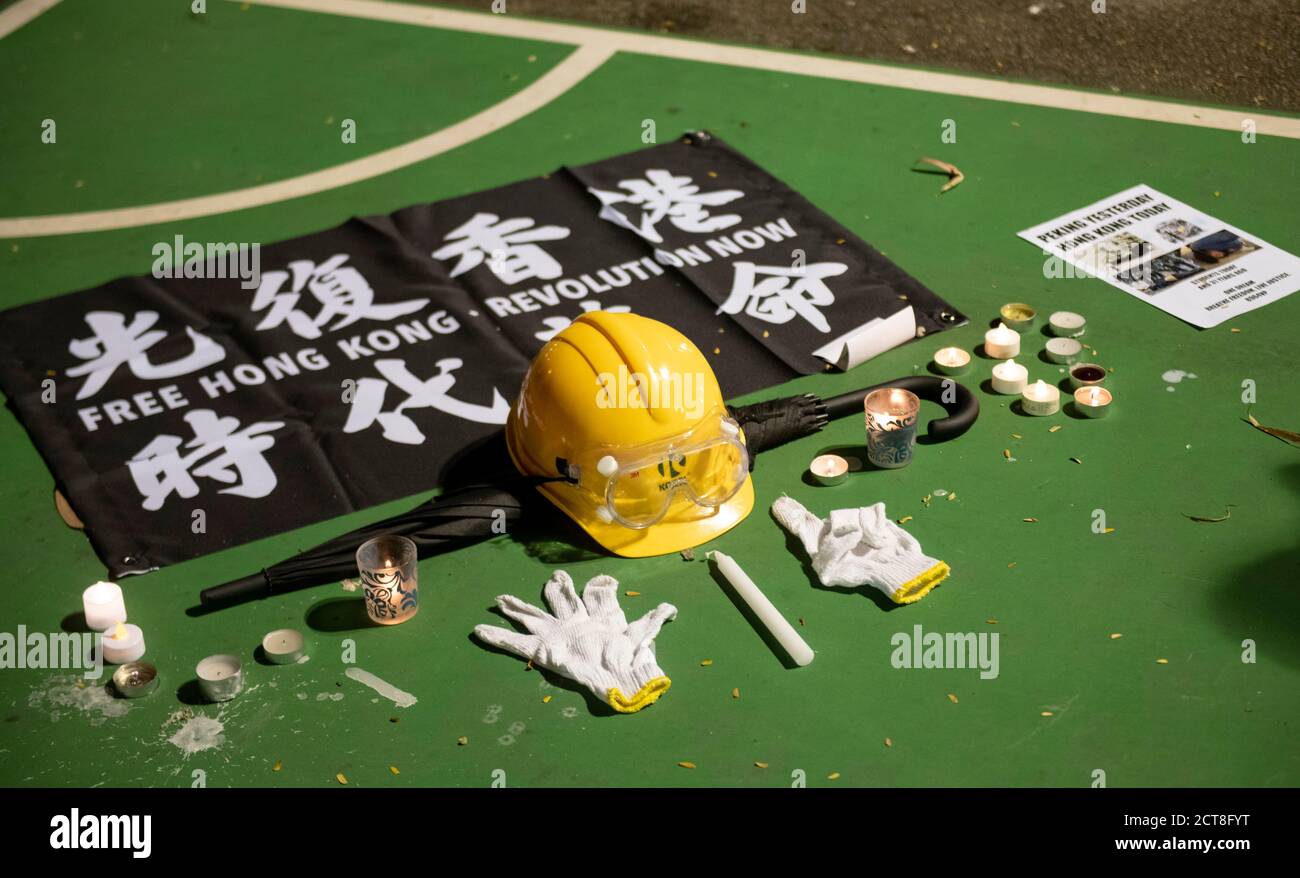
474, 571, 678, 714
772, 496, 949, 604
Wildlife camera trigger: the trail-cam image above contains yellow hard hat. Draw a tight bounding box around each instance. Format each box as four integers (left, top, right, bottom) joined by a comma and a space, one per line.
506, 311, 754, 557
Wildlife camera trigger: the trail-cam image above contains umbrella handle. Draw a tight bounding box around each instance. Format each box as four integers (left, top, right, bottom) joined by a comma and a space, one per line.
821, 375, 979, 441
201, 571, 271, 606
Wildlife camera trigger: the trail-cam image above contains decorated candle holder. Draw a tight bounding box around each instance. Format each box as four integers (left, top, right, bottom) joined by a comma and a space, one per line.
357, 535, 419, 625
864, 388, 920, 470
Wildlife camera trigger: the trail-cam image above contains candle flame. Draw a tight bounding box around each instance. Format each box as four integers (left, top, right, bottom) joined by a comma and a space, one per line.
1035, 379, 1047, 390
112, 622, 127, 640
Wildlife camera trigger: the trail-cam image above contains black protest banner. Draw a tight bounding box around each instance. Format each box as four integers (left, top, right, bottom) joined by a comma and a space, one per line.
0, 133, 964, 576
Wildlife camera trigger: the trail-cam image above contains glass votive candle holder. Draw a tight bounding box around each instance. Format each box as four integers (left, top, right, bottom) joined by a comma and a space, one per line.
357, 535, 419, 625
864, 387, 921, 469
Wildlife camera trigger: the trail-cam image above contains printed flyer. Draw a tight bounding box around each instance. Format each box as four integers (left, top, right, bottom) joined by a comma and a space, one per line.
1018, 184, 1299, 328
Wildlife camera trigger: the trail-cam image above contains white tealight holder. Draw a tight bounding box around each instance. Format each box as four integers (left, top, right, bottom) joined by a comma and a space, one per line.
984, 323, 1021, 359
100, 623, 145, 664
1020, 379, 1061, 416
83, 581, 127, 632
991, 359, 1028, 395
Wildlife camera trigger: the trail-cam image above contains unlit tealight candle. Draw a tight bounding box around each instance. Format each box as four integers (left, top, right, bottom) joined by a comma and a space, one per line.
984, 322, 1021, 358
1045, 337, 1083, 364
262, 628, 305, 664
991, 358, 1028, 394
1049, 311, 1086, 338
197, 654, 244, 702
1021, 379, 1061, 416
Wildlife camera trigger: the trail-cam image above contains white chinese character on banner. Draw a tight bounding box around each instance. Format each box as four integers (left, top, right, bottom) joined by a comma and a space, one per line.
534, 300, 632, 342
250, 253, 429, 340
344, 357, 509, 445
128, 409, 284, 511
716, 261, 847, 333
432, 213, 570, 284
588, 169, 744, 244
66, 311, 226, 400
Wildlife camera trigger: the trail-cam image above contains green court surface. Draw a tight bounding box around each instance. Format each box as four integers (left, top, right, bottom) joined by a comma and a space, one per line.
1, 0, 1297, 788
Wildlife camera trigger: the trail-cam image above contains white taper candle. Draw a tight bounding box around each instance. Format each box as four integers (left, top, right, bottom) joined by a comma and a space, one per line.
708, 551, 815, 667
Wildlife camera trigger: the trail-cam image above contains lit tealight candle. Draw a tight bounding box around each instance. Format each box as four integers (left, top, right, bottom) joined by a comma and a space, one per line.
83, 581, 127, 632
101, 622, 145, 664
932, 346, 971, 375
864, 388, 921, 469
990, 358, 1028, 395
809, 454, 849, 486
1021, 379, 1061, 416
984, 322, 1021, 358
1073, 386, 1113, 418
1049, 311, 1087, 338
357, 536, 420, 626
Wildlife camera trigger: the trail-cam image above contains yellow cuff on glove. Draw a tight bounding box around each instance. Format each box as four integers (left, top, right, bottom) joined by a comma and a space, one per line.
608, 676, 671, 713
890, 561, 950, 604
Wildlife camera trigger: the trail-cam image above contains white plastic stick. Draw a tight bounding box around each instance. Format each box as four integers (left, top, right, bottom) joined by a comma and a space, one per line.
708, 551, 814, 667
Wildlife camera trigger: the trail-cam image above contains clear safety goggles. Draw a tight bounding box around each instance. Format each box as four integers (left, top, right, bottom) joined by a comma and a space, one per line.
574, 410, 749, 530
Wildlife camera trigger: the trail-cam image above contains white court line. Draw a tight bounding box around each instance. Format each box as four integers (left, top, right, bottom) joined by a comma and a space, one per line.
0, 0, 62, 39
246, 0, 1300, 139
2, 0, 1296, 238
0, 42, 613, 237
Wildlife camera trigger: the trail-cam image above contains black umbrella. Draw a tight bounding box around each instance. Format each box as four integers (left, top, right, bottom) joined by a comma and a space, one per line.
198, 375, 977, 608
